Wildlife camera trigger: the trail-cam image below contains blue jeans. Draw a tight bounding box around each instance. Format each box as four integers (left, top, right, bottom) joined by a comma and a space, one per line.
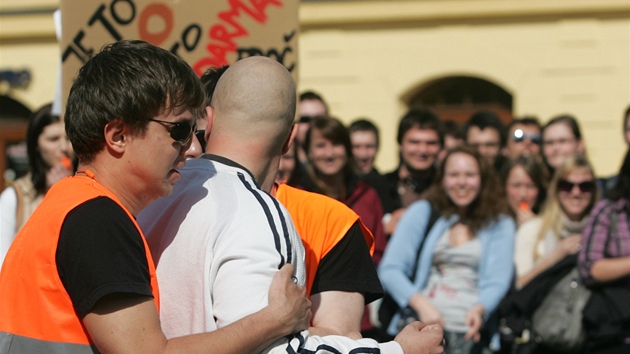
444, 331, 475, 354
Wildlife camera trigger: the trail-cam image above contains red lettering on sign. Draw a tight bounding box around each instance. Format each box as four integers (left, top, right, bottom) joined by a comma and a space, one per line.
138, 3, 174, 46
193, 0, 282, 75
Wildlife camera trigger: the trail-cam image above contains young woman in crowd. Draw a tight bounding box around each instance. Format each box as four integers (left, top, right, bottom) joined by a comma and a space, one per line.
379, 146, 515, 354
579, 148, 630, 354
514, 154, 598, 288
541, 115, 585, 174
0, 103, 75, 265
297, 116, 387, 336
501, 155, 548, 227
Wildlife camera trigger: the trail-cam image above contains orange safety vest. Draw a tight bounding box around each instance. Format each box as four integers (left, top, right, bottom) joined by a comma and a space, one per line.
0, 175, 160, 353
275, 183, 374, 296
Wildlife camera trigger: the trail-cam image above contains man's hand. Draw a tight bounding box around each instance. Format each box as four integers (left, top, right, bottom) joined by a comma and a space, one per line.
267, 264, 311, 335
394, 321, 444, 354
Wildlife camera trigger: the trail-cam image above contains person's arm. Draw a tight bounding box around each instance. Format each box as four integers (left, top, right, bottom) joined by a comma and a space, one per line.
379, 201, 435, 309
307, 222, 382, 337
476, 216, 515, 319
517, 234, 581, 288
577, 200, 629, 285
83, 264, 311, 354
309, 291, 364, 338
0, 186, 18, 266
408, 293, 444, 328
588, 256, 630, 282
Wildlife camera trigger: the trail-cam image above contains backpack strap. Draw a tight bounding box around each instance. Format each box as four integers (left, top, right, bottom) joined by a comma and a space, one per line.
409, 203, 440, 282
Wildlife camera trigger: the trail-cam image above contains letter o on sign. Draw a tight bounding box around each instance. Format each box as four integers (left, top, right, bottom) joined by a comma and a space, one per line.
138, 3, 173, 45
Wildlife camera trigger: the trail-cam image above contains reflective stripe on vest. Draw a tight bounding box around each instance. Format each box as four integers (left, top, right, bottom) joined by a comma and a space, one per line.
0, 332, 98, 354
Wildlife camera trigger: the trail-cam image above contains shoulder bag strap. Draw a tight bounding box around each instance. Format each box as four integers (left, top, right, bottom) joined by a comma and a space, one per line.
409, 203, 440, 282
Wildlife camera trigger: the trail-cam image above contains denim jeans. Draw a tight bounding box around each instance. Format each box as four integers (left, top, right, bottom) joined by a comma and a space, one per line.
444, 331, 475, 354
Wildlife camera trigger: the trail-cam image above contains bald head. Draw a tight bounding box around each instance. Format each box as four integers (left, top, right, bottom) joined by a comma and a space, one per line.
211, 57, 296, 149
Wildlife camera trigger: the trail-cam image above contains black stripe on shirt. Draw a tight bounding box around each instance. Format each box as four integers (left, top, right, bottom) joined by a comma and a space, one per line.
237, 172, 286, 268
269, 192, 293, 264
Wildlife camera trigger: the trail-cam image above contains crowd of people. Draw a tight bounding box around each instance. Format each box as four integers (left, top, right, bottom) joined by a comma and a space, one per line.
0, 40, 629, 354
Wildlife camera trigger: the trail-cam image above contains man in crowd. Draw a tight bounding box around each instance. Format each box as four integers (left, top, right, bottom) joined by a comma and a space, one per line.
296, 90, 329, 165
464, 110, 507, 170
139, 56, 444, 354
0, 40, 310, 354
349, 118, 381, 177
503, 116, 542, 159
381, 108, 443, 235
437, 120, 465, 164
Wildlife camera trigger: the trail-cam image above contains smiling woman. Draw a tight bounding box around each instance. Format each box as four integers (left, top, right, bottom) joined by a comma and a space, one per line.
514, 154, 598, 288
378, 146, 515, 354
0, 103, 75, 266
296, 116, 387, 336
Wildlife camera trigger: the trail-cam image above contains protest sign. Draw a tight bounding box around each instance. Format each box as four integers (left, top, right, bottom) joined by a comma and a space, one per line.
60, 0, 298, 113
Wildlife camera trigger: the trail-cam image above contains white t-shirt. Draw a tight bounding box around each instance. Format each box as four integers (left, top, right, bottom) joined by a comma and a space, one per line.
0, 186, 17, 266
139, 155, 403, 354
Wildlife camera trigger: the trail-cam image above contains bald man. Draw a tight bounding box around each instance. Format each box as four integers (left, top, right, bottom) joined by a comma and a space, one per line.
138, 57, 444, 354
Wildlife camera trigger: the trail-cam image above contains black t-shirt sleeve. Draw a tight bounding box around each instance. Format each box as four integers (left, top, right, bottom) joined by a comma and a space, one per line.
56, 197, 153, 319
310, 221, 384, 304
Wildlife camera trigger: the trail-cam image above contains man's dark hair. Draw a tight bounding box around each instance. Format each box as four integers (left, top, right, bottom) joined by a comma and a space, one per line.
442, 120, 464, 140
201, 65, 230, 106
397, 108, 444, 146
507, 116, 541, 133
623, 105, 630, 133
299, 90, 325, 103
65, 40, 205, 163
464, 110, 507, 147
349, 118, 380, 149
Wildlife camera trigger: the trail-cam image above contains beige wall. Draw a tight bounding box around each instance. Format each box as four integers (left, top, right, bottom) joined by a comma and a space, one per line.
2, 0, 629, 176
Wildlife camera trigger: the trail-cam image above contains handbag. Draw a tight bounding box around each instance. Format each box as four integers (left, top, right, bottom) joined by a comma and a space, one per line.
378, 204, 439, 332
582, 210, 630, 349
497, 254, 578, 354
531, 267, 590, 351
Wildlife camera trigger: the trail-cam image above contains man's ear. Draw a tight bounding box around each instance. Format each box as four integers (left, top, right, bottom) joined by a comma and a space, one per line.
103, 119, 127, 154
204, 106, 214, 144
282, 124, 298, 155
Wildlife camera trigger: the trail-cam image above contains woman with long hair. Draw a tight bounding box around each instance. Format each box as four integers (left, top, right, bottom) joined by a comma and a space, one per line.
578, 148, 630, 353
541, 115, 585, 174
298, 116, 387, 337
379, 146, 515, 353
514, 154, 598, 288
501, 155, 548, 227
0, 103, 74, 264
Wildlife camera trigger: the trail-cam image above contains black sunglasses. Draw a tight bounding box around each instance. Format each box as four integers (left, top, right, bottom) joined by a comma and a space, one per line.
512, 129, 541, 144
557, 179, 596, 193
149, 118, 196, 145
298, 116, 313, 123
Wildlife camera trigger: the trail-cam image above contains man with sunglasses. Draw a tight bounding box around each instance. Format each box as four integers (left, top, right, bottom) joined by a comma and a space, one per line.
0, 40, 311, 354
503, 117, 542, 159
296, 91, 329, 165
